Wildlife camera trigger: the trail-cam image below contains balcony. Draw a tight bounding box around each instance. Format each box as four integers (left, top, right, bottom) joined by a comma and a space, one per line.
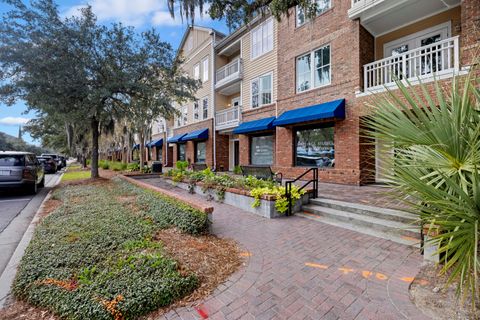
363, 36, 459, 92
215, 58, 243, 95
349, 0, 460, 36
215, 106, 241, 131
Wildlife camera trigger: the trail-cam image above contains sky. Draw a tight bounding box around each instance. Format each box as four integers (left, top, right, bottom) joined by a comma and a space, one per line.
0, 0, 229, 145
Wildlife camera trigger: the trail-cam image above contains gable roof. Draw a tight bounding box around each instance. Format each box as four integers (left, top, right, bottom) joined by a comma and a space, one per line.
177, 25, 226, 55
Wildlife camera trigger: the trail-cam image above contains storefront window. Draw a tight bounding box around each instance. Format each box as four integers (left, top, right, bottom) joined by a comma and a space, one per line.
156, 147, 162, 163
251, 135, 273, 165
295, 126, 334, 167
178, 144, 186, 161
195, 141, 206, 163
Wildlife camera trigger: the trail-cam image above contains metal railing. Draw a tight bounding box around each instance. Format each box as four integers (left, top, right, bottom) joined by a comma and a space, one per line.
285, 168, 319, 216
215, 58, 243, 86
364, 36, 459, 91
215, 105, 240, 130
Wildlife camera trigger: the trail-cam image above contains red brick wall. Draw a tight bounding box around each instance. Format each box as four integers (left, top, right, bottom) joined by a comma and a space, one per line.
461, 0, 480, 67
215, 132, 229, 171
172, 119, 214, 168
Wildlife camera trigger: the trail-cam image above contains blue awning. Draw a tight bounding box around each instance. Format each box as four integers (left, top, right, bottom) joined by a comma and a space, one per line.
273, 98, 346, 126
147, 138, 163, 147
182, 128, 209, 141
133, 144, 140, 150
168, 133, 187, 143
233, 117, 276, 134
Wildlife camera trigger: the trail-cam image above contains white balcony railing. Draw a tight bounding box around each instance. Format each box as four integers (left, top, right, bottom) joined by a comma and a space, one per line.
215, 105, 240, 130
215, 59, 243, 89
364, 36, 459, 91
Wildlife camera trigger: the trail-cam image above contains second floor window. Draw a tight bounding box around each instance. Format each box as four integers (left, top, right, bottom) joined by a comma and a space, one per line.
194, 64, 200, 80
296, 0, 331, 27
251, 19, 273, 59
251, 73, 272, 108
202, 58, 209, 82
296, 44, 330, 93
183, 106, 188, 125
202, 97, 208, 119
193, 101, 199, 120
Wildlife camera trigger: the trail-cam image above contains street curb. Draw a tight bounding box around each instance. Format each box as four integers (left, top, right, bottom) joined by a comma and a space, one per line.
0, 189, 54, 309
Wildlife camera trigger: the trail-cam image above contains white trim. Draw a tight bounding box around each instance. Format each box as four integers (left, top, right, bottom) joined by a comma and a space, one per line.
250, 71, 273, 109
183, 40, 213, 64
383, 21, 451, 57
202, 56, 209, 82
201, 96, 209, 120
250, 17, 274, 61
296, 43, 332, 94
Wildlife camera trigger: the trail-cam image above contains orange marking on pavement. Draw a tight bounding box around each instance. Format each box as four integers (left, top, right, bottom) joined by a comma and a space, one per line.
375, 273, 388, 280
339, 267, 354, 274
305, 262, 328, 269
362, 271, 373, 278
240, 252, 252, 257
400, 277, 415, 283
417, 279, 430, 286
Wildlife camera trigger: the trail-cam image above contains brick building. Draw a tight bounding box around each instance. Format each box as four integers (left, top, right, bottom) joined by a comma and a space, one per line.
152, 0, 479, 185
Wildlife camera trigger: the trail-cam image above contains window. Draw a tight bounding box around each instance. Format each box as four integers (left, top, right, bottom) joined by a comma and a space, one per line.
183, 106, 188, 125
296, 0, 331, 27
202, 58, 209, 82
251, 73, 272, 108
295, 125, 334, 167
296, 44, 330, 92
251, 19, 273, 59
202, 97, 208, 119
177, 144, 186, 161
195, 141, 206, 163
250, 135, 273, 165
193, 64, 200, 80
156, 147, 163, 163
193, 101, 199, 120
0, 155, 25, 166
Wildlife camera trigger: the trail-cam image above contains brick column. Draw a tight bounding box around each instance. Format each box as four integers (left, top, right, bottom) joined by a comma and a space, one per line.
215, 133, 229, 171
461, 0, 480, 67
239, 135, 250, 165
275, 127, 293, 167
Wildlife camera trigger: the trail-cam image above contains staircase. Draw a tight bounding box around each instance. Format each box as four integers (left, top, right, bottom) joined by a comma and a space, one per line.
297, 198, 421, 246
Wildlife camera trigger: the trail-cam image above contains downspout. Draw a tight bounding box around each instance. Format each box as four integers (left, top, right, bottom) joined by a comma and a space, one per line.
165, 120, 168, 166
211, 33, 217, 169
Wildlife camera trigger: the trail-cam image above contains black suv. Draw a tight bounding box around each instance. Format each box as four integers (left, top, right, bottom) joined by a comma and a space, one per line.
0, 151, 45, 194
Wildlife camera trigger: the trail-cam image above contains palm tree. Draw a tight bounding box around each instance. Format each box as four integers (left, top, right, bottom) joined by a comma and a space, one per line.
363, 70, 480, 307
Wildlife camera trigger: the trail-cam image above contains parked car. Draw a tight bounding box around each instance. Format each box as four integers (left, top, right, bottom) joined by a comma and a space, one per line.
41, 153, 62, 170
37, 156, 57, 174
0, 151, 45, 194
59, 155, 67, 168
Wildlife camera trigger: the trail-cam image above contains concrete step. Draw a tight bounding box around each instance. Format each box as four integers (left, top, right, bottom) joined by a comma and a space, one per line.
309, 198, 417, 224
296, 212, 420, 247
301, 204, 420, 243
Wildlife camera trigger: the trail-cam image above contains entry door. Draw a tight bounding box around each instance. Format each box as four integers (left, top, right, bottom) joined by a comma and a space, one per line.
232, 97, 240, 107
234, 141, 240, 166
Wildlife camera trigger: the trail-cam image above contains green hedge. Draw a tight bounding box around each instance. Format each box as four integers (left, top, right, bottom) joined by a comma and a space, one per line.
13, 179, 205, 319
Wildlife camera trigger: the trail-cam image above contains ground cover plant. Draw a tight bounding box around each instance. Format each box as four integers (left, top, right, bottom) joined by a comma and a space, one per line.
12, 178, 211, 319
165, 166, 305, 214
364, 71, 480, 309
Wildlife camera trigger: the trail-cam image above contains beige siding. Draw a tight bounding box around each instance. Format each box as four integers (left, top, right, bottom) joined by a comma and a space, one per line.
240, 18, 278, 111
175, 28, 214, 128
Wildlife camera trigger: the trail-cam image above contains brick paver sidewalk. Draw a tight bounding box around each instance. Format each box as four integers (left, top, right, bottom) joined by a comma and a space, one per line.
142, 178, 428, 320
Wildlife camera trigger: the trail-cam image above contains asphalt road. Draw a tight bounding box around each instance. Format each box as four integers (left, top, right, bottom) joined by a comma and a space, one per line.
0, 171, 63, 276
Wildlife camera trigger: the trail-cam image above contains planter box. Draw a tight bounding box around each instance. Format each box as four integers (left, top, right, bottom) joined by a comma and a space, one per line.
164, 179, 310, 219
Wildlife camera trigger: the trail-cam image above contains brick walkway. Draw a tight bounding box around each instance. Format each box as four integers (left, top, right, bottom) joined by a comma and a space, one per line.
140, 178, 427, 320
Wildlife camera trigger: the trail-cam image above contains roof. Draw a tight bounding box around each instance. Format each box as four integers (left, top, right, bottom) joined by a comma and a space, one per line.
176, 25, 226, 59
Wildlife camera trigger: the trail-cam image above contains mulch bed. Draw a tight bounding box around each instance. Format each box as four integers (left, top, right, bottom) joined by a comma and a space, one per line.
0, 173, 243, 320
410, 263, 479, 320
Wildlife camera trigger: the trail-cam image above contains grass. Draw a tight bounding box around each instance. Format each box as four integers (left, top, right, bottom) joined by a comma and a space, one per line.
61, 170, 91, 182
13, 178, 208, 319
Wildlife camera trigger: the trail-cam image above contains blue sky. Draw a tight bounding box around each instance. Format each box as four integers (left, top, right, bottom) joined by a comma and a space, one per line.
0, 0, 229, 145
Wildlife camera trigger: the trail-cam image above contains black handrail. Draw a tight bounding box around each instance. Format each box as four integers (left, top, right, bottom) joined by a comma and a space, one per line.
285, 168, 319, 216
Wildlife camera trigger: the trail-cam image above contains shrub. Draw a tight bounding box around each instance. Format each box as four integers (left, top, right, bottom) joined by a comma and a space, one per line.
233, 165, 242, 175
127, 162, 140, 171
176, 160, 188, 172
250, 184, 305, 214
363, 72, 480, 305
13, 180, 200, 320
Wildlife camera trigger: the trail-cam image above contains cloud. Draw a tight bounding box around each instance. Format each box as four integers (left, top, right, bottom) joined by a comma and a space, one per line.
151, 11, 181, 27
0, 117, 31, 126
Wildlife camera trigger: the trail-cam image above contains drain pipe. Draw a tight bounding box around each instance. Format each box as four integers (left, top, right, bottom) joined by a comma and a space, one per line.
211, 33, 217, 170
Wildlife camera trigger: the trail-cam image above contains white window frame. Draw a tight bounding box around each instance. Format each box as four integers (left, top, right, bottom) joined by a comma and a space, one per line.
202, 57, 209, 82
296, 0, 332, 27
193, 63, 200, 80
251, 72, 273, 108
250, 18, 274, 60
193, 101, 199, 120
183, 106, 188, 125
202, 97, 209, 119
296, 44, 331, 93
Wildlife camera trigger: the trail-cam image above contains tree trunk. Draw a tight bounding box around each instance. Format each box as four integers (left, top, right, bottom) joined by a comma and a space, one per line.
139, 132, 145, 171
91, 118, 100, 178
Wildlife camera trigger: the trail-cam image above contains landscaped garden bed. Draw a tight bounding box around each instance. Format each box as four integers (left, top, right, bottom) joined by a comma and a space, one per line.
0, 177, 241, 320
161, 162, 310, 218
